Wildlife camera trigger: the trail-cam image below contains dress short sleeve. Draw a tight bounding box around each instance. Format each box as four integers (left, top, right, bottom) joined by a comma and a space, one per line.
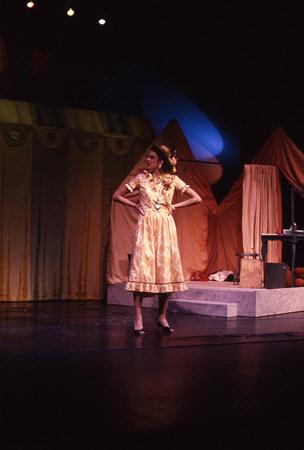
125, 174, 141, 192
174, 175, 190, 193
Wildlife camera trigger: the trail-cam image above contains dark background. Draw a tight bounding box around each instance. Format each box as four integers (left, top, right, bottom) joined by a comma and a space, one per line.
1, 1, 303, 156
1, 0, 304, 227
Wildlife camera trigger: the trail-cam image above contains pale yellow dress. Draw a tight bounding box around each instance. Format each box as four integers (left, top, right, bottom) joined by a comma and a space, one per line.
125, 171, 188, 294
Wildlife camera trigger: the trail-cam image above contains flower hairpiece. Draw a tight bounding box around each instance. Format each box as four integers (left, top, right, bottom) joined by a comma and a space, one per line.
160, 144, 177, 172
156, 144, 178, 173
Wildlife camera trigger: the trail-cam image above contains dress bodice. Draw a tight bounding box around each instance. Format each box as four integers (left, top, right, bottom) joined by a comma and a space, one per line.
126, 172, 189, 213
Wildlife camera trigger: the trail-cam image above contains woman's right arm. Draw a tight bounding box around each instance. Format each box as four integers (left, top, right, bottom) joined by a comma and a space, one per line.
112, 184, 138, 209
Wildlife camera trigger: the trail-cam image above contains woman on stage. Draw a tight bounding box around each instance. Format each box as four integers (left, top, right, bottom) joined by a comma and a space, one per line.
113, 143, 202, 336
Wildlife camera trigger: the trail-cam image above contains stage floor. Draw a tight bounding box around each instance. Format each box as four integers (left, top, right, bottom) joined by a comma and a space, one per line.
107, 281, 304, 317
0, 301, 304, 450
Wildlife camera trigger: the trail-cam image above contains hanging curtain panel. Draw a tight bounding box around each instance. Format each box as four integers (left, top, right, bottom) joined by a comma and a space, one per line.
30, 127, 68, 299
0, 99, 155, 301
242, 164, 282, 262
217, 177, 244, 272
63, 132, 104, 300
0, 124, 33, 300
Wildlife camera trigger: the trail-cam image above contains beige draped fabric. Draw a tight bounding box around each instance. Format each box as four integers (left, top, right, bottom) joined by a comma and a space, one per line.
217, 127, 304, 271
242, 164, 282, 262
174, 161, 218, 276
216, 177, 243, 271
253, 127, 304, 196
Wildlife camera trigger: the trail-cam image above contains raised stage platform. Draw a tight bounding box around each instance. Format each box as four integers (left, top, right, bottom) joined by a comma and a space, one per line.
107, 281, 304, 317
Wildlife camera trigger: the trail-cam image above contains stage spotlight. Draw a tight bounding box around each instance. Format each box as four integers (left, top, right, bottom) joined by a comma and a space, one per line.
67, 7, 75, 16
26, 1, 35, 8
98, 18, 106, 25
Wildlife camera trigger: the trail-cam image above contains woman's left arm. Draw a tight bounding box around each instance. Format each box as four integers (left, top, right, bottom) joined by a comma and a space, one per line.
172, 187, 202, 211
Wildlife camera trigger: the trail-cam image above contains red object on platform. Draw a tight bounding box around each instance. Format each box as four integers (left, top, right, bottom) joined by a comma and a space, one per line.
190, 271, 209, 281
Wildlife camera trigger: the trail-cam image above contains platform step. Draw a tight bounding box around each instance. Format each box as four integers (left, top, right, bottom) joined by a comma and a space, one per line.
107, 282, 304, 317
170, 299, 238, 318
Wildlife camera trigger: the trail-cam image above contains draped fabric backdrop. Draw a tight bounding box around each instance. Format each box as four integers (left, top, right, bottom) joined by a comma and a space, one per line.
31, 127, 68, 300
216, 176, 243, 272
108, 126, 304, 283
0, 100, 154, 301
1, 98, 304, 301
217, 127, 304, 272
242, 164, 282, 262
253, 127, 304, 196
0, 124, 32, 300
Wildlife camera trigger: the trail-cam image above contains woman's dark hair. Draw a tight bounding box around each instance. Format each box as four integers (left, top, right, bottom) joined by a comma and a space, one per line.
151, 144, 173, 173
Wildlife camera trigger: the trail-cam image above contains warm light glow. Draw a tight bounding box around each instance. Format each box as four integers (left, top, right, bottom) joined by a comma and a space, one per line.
98, 18, 106, 25
67, 8, 75, 16
26, 1, 35, 8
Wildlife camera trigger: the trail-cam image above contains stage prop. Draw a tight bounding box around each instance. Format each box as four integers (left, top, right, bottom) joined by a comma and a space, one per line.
261, 231, 304, 287
238, 255, 263, 289
264, 262, 287, 289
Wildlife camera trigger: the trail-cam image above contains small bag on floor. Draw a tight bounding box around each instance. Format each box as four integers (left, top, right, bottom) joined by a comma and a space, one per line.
239, 258, 263, 288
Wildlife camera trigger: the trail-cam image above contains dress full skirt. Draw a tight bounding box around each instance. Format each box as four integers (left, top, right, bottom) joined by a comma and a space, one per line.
126, 209, 187, 293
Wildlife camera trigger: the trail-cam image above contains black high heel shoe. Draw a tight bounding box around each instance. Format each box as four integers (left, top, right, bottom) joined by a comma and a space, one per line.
134, 328, 146, 337
156, 319, 174, 334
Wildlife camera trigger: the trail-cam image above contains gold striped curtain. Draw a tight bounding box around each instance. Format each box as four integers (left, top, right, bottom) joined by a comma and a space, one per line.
31, 127, 68, 299
0, 108, 153, 301
63, 132, 104, 300
0, 124, 33, 300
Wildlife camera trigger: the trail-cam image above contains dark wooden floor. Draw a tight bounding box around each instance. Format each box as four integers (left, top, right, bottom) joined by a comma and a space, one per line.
0, 300, 304, 450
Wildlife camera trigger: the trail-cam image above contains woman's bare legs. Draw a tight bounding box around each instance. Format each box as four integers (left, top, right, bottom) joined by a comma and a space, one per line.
133, 292, 144, 331
158, 293, 173, 330
133, 292, 173, 334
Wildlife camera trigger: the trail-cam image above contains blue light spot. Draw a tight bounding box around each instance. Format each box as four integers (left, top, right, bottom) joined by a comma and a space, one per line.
139, 78, 224, 160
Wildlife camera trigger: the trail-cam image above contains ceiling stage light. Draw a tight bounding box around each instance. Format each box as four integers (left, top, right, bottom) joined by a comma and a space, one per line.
26, 1, 35, 8
98, 18, 106, 25
67, 8, 75, 16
